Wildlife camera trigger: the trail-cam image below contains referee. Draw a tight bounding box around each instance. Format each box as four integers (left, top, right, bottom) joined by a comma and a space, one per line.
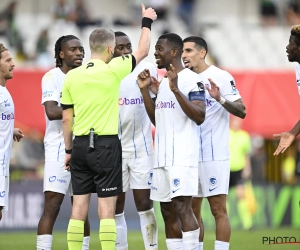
60, 4, 157, 250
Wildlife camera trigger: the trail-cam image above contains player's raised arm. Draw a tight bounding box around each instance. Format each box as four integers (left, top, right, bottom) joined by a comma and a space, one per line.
132, 4, 157, 65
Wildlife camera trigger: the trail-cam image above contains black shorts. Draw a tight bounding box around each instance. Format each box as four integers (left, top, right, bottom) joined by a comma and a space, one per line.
229, 170, 244, 188
70, 135, 122, 197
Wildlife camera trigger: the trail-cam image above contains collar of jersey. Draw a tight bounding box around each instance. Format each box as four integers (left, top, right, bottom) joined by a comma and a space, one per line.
88, 59, 105, 64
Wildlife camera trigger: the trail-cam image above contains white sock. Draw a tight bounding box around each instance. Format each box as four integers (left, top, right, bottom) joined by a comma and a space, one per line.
182, 228, 200, 250
115, 212, 128, 250
215, 240, 230, 250
82, 236, 90, 250
37, 234, 53, 250
138, 208, 158, 250
199, 242, 204, 250
166, 238, 184, 250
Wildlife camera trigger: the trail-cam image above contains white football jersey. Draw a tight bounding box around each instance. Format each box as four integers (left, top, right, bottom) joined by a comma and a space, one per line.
119, 61, 156, 158
198, 65, 241, 162
0, 86, 14, 177
295, 63, 300, 95
41, 68, 66, 162
154, 68, 201, 168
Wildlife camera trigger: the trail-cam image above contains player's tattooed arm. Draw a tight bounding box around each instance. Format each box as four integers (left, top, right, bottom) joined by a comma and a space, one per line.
222, 98, 246, 118
206, 78, 246, 119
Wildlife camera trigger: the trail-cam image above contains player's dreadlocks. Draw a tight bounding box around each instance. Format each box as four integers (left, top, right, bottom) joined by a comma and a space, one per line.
291, 25, 300, 46
0, 43, 8, 59
54, 35, 83, 67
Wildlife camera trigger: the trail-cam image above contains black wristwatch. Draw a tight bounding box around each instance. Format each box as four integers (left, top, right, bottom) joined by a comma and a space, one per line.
65, 149, 72, 154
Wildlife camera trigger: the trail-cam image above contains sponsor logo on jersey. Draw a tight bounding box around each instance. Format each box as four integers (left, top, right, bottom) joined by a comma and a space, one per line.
230, 80, 238, 94
206, 99, 213, 107
155, 101, 175, 109
209, 176, 217, 186
1, 112, 14, 120
4, 99, 10, 107
48, 176, 67, 184
43, 90, 54, 99
0, 191, 5, 197
173, 178, 180, 187
49, 176, 56, 182
151, 185, 157, 191
119, 96, 144, 106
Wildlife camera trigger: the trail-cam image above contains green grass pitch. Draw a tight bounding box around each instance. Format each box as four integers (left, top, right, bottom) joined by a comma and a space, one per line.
0, 228, 299, 249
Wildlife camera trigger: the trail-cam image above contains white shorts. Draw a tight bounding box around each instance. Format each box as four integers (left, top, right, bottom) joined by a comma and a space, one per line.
43, 161, 72, 196
122, 155, 153, 192
195, 160, 230, 198
150, 166, 198, 202
0, 176, 9, 211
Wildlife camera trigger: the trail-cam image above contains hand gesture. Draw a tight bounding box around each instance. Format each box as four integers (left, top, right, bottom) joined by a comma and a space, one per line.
273, 132, 295, 155
141, 3, 157, 21
137, 69, 151, 90
64, 154, 71, 171
13, 128, 24, 142
166, 64, 178, 92
206, 78, 221, 101
149, 76, 160, 95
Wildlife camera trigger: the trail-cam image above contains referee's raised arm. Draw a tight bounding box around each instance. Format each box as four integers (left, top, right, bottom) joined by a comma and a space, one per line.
132, 3, 157, 66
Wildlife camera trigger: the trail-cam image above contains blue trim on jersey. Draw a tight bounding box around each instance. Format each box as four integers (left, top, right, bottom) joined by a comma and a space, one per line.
2, 139, 5, 176
200, 126, 203, 161
172, 123, 174, 166
141, 122, 149, 156
164, 130, 167, 166
119, 113, 123, 142
157, 133, 159, 167
57, 142, 62, 162
210, 129, 214, 161
132, 113, 137, 158
2, 155, 5, 176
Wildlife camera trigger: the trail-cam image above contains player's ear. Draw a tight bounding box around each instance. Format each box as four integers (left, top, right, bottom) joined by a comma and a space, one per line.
59, 51, 65, 60
200, 49, 206, 59
171, 48, 178, 57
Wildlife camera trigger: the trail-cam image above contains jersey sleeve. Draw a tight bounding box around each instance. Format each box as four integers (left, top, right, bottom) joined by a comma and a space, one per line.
109, 55, 135, 82
219, 71, 241, 102
295, 64, 300, 95
60, 75, 73, 105
188, 72, 202, 93
41, 71, 60, 105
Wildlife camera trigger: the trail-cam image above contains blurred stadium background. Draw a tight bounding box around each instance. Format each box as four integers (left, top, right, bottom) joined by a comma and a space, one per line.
0, 0, 300, 249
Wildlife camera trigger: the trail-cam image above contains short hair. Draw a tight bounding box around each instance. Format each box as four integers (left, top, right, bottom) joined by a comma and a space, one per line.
89, 28, 115, 54
115, 31, 128, 38
158, 33, 183, 51
183, 36, 208, 54
54, 35, 82, 67
291, 25, 300, 46
0, 43, 8, 59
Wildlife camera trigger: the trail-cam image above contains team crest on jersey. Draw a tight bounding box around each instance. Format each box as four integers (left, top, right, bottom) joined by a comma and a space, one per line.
209, 176, 217, 186
0, 191, 5, 197
173, 178, 180, 187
